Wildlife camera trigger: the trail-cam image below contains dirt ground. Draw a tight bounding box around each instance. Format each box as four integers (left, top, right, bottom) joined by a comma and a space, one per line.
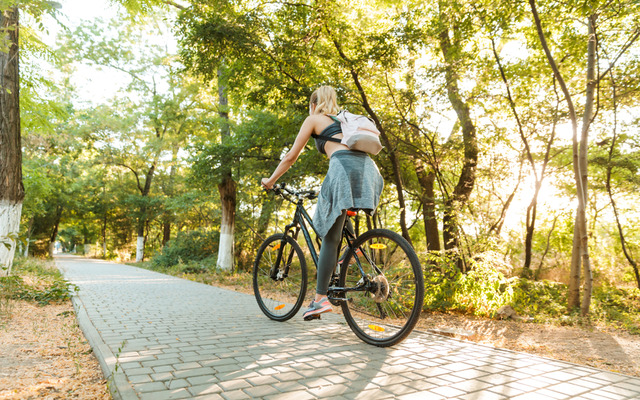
415, 312, 640, 377
0, 300, 109, 400
1, 291, 638, 400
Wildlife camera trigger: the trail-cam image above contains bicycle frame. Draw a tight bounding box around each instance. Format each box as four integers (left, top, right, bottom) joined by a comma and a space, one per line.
268, 186, 379, 299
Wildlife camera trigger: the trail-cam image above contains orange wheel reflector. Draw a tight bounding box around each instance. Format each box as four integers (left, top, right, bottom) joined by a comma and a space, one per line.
368, 324, 385, 332
370, 243, 386, 250
347, 210, 357, 216
274, 304, 285, 310
272, 243, 281, 250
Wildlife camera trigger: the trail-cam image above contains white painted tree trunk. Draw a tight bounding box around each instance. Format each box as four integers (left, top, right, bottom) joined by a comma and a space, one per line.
216, 225, 234, 271
0, 200, 22, 276
136, 236, 144, 262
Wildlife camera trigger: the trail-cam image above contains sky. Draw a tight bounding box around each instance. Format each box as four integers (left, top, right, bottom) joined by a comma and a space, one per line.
40, 0, 122, 104
40, 0, 177, 106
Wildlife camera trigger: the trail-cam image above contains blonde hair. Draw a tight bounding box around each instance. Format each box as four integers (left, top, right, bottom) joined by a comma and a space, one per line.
309, 86, 340, 115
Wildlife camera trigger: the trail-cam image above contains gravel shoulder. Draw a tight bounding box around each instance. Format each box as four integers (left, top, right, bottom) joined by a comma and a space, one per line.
0, 300, 109, 400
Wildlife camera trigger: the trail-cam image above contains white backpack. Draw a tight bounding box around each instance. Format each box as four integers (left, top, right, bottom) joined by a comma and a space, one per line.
313, 110, 383, 155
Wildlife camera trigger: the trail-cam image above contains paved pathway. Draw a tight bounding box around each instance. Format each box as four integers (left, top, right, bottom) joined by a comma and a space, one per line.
57, 255, 640, 400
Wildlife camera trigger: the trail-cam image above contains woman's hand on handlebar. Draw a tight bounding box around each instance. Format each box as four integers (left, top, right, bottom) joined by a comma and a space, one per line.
261, 178, 274, 190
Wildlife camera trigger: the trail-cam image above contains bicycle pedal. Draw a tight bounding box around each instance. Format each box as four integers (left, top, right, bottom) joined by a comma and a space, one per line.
303, 314, 322, 321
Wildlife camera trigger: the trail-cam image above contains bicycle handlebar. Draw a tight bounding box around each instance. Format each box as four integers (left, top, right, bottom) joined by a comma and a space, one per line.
267, 183, 318, 202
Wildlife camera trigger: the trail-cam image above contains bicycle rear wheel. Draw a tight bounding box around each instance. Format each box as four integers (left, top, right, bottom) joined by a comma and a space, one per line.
338, 229, 424, 347
253, 234, 308, 321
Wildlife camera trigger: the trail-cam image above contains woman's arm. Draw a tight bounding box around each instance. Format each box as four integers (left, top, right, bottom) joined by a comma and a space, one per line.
261, 116, 316, 189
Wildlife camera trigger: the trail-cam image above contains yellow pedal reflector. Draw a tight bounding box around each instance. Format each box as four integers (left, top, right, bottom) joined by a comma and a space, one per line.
368, 324, 385, 332
370, 243, 386, 250
274, 304, 285, 310
272, 243, 281, 250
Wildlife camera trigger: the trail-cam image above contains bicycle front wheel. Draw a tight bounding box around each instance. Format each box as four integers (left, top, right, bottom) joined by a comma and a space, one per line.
338, 229, 424, 347
253, 233, 308, 321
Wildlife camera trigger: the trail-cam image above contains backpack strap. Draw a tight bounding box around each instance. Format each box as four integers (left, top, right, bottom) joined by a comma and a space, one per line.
311, 133, 342, 143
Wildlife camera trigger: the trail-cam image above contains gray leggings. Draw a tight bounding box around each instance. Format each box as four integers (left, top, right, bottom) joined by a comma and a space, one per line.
316, 211, 351, 296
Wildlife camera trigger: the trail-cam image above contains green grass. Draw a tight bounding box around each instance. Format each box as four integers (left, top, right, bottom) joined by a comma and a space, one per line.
0, 257, 78, 319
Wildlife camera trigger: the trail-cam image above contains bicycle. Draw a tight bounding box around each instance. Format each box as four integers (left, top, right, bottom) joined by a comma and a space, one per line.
252, 184, 424, 347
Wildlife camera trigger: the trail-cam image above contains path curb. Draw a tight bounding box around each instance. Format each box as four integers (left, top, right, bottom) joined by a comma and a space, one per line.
70, 287, 139, 400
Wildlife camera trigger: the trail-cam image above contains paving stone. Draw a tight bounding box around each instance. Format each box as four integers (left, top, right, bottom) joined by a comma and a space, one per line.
167, 379, 189, 390
58, 257, 640, 400
220, 389, 252, 400
457, 391, 508, 400
174, 368, 217, 380
139, 388, 191, 400
600, 384, 640, 397
135, 381, 167, 393
128, 374, 153, 384
546, 382, 590, 396
428, 385, 467, 398
242, 384, 281, 397
264, 389, 316, 400
189, 383, 223, 396
217, 378, 253, 391
450, 378, 496, 393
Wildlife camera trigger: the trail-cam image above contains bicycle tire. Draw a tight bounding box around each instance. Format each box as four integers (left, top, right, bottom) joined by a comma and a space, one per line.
338, 229, 424, 347
253, 233, 308, 321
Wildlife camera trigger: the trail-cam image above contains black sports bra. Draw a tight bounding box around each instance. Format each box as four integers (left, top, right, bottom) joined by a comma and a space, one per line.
311, 117, 342, 155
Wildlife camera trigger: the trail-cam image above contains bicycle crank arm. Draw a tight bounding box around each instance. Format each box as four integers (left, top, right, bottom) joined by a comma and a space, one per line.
328, 296, 352, 303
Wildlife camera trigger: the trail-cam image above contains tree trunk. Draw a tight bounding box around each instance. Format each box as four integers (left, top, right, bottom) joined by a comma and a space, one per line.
217, 175, 236, 270
102, 213, 107, 258
0, 7, 23, 276
135, 164, 156, 262
523, 182, 543, 277
578, 14, 598, 316
529, 0, 589, 313
216, 66, 236, 271
415, 162, 440, 251
48, 206, 63, 258
437, 14, 478, 267
23, 216, 34, 257
162, 146, 179, 247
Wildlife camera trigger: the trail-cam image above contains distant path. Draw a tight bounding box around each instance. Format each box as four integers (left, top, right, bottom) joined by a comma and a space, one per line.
57, 255, 640, 400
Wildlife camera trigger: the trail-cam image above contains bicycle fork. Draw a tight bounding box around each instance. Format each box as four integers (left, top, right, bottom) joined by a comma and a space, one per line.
269, 225, 300, 281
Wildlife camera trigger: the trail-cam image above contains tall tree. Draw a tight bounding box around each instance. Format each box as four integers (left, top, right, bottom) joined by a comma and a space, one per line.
433, 0, 479, 267
0, 6, 23, 275
529, 0, 640, 314
215, 65, 236, 270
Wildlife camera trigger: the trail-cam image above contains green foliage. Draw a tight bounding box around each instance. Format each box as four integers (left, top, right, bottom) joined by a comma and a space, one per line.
423, 251, 514, 316
591, 285, 640, 334
152, 230, 219, 269
509, 278, 567, 317
423, 252, 640, 333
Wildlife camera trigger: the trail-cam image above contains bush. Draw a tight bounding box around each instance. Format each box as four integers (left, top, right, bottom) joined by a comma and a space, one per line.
509, 278, 567, 318
591, 285, 640, 333
422, 251, 514, 316
152, 230, 219, 269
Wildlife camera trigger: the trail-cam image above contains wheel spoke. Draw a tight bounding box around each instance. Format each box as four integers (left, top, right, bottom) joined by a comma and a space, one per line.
339, 229, 423, 347
253, 234, 307, 321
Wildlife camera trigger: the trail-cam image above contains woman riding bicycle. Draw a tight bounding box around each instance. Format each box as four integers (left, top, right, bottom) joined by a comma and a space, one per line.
261, 85, 384, 320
